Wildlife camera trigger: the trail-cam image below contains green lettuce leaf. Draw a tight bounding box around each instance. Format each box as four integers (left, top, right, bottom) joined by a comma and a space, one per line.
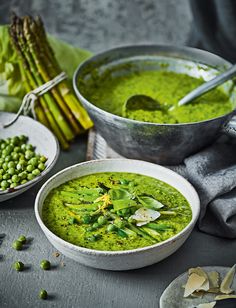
0, 25, 92, 112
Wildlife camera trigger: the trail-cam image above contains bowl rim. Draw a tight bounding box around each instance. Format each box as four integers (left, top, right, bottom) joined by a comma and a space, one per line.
73, 43, 234, 127
0, 112, 60, 196
35, 158, 200, 256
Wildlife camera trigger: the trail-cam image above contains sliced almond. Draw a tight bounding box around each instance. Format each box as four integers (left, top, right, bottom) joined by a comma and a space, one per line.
196, 302, 216, 308
220, 264, 236, 294
189, 267, 209, 291
184, 273, 206, 298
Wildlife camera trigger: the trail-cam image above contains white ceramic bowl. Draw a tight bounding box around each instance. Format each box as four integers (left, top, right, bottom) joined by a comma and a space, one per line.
35, 159, 200, 271
0, 112, 59, 202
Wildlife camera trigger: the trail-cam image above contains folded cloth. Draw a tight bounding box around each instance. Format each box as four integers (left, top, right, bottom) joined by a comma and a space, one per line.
171, 136, 236, 239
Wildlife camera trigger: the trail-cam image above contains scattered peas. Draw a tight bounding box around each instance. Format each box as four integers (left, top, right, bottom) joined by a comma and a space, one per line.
39, 289, 48, 300
13, 261, 24, 271
40, 260, 51, 270
12, 240, 23, 251
0, 136, 47, 191
18, 235, 26, 244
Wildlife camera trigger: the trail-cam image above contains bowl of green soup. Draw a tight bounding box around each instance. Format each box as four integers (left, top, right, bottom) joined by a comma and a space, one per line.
73, 45, 236, 164
35, 159, 200, 270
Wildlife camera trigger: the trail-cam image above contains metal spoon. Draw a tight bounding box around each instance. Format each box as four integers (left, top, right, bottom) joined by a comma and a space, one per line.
178, 63, 236, 107
123, 64, 236, 115
122, 95, 168, 117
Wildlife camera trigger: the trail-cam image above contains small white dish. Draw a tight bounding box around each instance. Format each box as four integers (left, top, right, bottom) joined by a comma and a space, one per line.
0, 112, 59, 202
35, 158, 200, 270
160, 266, 236, 308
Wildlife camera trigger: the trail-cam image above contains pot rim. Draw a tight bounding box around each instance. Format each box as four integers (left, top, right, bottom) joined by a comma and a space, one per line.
73, 44, 235, 127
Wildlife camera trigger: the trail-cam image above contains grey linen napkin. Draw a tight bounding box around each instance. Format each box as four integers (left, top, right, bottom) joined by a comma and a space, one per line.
171, 136, 236, 239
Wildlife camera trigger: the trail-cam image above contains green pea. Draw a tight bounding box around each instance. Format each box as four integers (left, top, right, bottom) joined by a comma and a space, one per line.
97, 216, 107, 225
19, 171, 27, 179
1, 143, 6, 149
10, 183, 18, 188
21, 179, 27, 185
18, 235, 27, 244
92, 222, 99, 229
12, 240, 23, 250
29, 157, 38, 166
12, 175, 20, 183
2, 162, 8, 170
4, 155, 12, 162
12, 153, 19, 160
25, 150, 34, 160
19, 135, 27, 142
26, 165, 34, 172
8, 161, 15, 168
38, 163, 46, 171
32, 169, 40, 176
1, 180, 9, 190
40, 156, 47, 163
13, 146, 21, 153
39, 289, 48, 300
27, 173, 35, 181
26, 144, 34, 151
13, 261, 24, 271
7, 168, 15, 176
21, 144, 27, 151
107, 224, 117, 232
0, 169, 3, 175
16, 163, 24, 171
3, 173, 10, 180
40, 260, 51, 270
82, 215, 91, 224
11, 136, 20, 145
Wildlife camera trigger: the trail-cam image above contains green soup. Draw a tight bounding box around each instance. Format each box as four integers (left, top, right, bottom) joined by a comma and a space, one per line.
82, 70, 232, 123
43, 172, 192, 251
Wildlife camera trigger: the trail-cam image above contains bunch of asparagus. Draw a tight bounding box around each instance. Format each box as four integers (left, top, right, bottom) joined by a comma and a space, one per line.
9, 14, 93, 149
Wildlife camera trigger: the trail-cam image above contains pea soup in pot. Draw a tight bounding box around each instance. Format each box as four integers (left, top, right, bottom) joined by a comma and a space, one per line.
82, 70, 233, 123
42, 172, 192, 251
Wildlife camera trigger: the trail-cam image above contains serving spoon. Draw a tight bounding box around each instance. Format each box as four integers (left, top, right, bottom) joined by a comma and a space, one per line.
123, 64, 236, 116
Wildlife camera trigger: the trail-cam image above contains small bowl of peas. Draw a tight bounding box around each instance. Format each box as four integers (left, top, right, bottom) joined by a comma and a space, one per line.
0, 112, 59, 202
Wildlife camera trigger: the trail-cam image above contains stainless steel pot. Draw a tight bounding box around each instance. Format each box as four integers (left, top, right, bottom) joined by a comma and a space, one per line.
73, 45, 236, 165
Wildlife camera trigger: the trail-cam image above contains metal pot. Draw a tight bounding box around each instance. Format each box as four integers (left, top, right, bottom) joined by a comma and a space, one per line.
73, 45, 236, 165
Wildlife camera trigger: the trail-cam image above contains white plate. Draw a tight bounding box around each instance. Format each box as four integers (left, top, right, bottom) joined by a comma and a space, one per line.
0, 112, 59, 202
160, 266, 236, 308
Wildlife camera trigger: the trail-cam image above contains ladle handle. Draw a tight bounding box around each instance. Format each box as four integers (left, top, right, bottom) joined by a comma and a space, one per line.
178, 64, 236, 107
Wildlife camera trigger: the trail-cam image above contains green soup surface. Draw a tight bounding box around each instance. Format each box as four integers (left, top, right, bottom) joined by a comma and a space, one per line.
43, 172, 192, 251
82, 70, 232, 123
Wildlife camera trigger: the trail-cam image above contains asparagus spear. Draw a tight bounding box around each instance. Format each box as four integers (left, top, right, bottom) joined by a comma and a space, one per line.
33, 16, 93, 130
9, 16, 69, 149
23, 16, 82, 135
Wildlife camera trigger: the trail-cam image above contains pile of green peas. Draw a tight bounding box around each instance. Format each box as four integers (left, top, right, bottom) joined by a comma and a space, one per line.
0, 135, 47, 190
